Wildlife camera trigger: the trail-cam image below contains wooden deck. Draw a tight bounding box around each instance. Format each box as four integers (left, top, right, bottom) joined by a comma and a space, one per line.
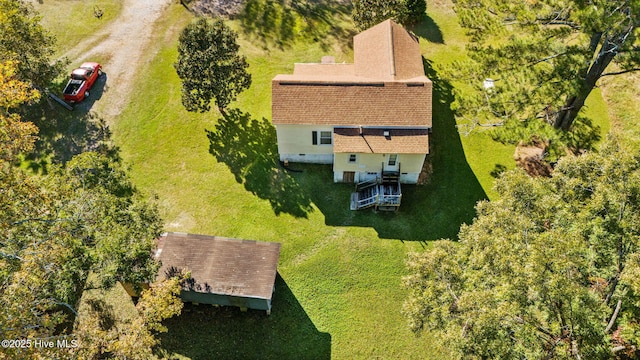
350, 172, 402, 211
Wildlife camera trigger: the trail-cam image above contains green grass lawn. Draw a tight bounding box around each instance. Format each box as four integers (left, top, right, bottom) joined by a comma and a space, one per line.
29, 0, 620, 359
108, 3, 488, 358
601, 71, 640, 150
30, 0, 122, 57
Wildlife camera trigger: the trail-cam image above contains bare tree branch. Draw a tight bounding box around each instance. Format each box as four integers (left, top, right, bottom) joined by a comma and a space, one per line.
605, 299, 622, 333
601, 68, 640, 77
612, 345, 628, 353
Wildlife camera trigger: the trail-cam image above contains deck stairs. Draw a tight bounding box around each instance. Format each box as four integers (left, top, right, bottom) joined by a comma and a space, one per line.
350, 173, 402, 211
350, 179, 379, 210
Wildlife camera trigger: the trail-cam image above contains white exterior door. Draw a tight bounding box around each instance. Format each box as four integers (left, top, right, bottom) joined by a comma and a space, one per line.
384, 154, 399, 172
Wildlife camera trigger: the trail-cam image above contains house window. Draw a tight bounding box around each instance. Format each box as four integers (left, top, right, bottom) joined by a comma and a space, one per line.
348, 154, 357, 163
388, 154, 398, 166
320, 131, 332, 145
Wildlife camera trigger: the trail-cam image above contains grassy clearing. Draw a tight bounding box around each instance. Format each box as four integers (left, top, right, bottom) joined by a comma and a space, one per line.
111, 3, 465, 358
601, 72, 640, 149
414, 5, 516, 199
30, 0, 122, 57
32, 0, 620, 359
101, 0, 524, 358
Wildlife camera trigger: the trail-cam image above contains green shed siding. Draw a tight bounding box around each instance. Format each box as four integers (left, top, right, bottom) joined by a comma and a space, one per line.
180, 291, 272, 311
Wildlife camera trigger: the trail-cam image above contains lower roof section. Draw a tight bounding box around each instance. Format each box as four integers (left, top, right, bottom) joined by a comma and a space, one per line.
333, 127, 429, 154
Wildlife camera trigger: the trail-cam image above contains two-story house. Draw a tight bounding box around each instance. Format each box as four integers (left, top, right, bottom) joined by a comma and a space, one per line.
272, 20, 432, 210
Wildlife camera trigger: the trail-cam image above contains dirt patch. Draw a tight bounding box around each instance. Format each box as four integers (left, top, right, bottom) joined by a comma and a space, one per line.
185, 0, 245, 17
417, 154, 433, 185
514, 140, 553, 177
184, 0, 351, 17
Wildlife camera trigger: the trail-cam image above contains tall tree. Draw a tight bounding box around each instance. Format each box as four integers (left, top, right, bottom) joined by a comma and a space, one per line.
0, 0, 66, 87
450, 0, 640, 137
352, 0, 407, 30
0, 58, 182, 360
73, 275, 185, 359
174, 17, 252, 114
404, 0, 426, 25
0, 152, 166, 353
352, 0, 427, 30
404, 139, 640, 359
0, 60, 39, 162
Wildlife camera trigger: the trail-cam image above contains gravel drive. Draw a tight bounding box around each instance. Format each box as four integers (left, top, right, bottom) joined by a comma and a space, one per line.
62, 0, 173, 120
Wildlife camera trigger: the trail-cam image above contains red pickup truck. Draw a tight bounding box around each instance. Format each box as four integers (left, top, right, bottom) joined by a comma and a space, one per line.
63, 62, 103, 104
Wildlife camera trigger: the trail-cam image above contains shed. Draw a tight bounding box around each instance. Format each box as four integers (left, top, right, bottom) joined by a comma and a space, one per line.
154, 232, 281, 314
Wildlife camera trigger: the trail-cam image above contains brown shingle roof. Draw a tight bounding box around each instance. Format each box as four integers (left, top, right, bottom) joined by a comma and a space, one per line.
333, 127, 429, 154
292, 63, 355, 77
272, 20, 432, 127
272, 80, 431, 126
155, 233, 280, 300
353, 19, 425, 81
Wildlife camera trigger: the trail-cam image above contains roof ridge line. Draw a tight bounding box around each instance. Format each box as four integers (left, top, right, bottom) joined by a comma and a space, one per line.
388, 22, 396, 78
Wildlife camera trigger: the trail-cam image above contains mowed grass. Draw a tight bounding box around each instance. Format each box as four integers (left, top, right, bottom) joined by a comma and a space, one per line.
30, 0, 122, 56
33, 0, 617, 358
111, 3, 472, 358
601, 71, 640, 149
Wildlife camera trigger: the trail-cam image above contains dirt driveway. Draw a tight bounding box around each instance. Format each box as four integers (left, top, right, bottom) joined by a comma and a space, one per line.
62, 0, 173, 121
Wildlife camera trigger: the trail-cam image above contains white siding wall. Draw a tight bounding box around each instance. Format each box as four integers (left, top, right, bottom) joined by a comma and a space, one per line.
276, 124, 334, 164
276, 125, 427, 183
333, 153, 426, 184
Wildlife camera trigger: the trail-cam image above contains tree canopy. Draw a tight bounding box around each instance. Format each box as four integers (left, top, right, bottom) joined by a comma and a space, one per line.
404, 139, 640, 359
352, 0, 426, 30
404, 0, 427, 25
0, 60, 181, 359
449, 0, 640, 143
174, 17, 252, 113
352, 0, 406, 30
0, 0, 66, 87
73, 275, 184, 359
0, 60, 39, 162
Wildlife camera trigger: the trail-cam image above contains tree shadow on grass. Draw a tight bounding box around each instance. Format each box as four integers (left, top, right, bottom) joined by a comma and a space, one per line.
239, 0, 355, 51
304, 58, 487, 241
206, 108, 313, 218
490, 163, 508, 178
410, 15, 445, 44
561, 114, 602, 154
19, 72, 118, 173
157, 274, 331, 360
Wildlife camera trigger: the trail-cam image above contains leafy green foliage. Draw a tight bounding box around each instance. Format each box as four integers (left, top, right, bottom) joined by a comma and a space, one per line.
174, 17, 252, 113
404, 139, 640, 358
0, 60, 39, 162
450, 0, 640, 141
0, 0, 66, 87
0, 64, 166, 357
352, 0, 427, 29
0, 152, 164, 350
351, 0, 407, 30
404, 0, 426, 25
73, 276, 184, 359
0, 60, 40, 111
